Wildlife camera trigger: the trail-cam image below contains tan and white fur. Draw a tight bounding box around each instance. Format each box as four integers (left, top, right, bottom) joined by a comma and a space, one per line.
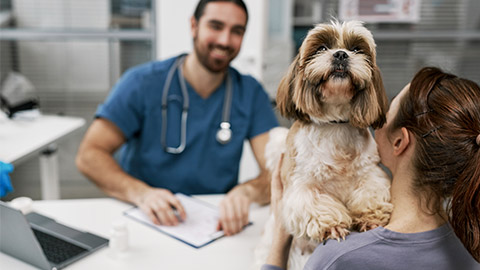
254, 21, 393, 270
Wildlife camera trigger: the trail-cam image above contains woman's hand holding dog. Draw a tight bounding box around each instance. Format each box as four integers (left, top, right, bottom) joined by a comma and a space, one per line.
266, 154, 293, 268
270, 154, 285, 223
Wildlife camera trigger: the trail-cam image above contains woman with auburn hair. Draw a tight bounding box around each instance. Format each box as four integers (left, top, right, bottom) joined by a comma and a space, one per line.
263, 67, 480, 269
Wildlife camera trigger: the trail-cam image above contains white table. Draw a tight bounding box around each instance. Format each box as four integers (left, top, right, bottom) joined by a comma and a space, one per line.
0, 114, 86, 199
0, 195, 271, 270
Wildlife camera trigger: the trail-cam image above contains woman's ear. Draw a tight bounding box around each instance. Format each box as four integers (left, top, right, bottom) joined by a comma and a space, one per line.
393, 127, 411, 156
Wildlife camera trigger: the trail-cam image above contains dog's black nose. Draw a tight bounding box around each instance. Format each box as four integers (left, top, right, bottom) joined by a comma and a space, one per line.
333, 51, 348, 60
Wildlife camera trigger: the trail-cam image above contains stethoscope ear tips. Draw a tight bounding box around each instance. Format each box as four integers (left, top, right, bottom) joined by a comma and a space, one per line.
216, 122, 232, 144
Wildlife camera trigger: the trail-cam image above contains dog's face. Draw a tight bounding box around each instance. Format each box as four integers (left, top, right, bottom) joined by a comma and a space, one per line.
277, 21, 388, 129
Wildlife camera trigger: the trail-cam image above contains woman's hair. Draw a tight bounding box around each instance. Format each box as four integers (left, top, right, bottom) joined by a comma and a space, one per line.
193, 0, 248, 23
390, 66, 480, 262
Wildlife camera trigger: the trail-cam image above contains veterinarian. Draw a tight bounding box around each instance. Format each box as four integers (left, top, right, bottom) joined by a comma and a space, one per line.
76, 0, 278, 236
262, 67, 480, 269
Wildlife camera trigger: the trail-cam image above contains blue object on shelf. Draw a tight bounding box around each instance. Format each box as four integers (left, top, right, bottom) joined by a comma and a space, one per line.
0, 161, 14, 197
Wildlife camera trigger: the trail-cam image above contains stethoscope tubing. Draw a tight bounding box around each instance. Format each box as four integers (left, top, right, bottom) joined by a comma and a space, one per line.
161, 55, 233, 154
161, 56, 188, 154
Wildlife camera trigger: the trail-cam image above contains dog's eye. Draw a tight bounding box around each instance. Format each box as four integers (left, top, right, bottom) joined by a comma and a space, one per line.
352, 47, 362, 54
317, 45, 328, 53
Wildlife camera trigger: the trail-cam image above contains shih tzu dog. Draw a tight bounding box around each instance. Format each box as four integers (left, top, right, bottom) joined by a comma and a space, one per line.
254, 20, 393, 269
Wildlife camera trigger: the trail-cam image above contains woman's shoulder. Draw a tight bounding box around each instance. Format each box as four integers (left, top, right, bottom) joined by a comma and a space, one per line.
305, 228, 383, 269
305, 225, 479, 270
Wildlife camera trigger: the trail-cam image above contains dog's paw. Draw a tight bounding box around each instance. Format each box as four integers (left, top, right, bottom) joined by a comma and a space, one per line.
325, 225, 350, 241
306, 219, 350, 242
352, 202, 393, 232
356, 221, 379, 232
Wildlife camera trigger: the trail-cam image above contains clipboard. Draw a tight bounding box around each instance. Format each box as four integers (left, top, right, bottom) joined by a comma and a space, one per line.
124, 193, 232, 248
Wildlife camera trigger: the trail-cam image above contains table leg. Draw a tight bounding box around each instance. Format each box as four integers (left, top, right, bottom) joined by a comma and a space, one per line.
39, 144, 60, 200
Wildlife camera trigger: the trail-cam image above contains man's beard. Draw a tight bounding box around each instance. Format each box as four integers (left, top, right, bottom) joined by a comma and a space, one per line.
193, 37, 237, 73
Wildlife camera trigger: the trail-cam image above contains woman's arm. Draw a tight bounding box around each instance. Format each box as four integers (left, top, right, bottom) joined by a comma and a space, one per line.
265, 154, 293, 269
265, 223, 293, 268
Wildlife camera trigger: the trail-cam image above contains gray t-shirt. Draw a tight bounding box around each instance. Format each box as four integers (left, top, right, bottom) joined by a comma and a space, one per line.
262, 224, 478, 270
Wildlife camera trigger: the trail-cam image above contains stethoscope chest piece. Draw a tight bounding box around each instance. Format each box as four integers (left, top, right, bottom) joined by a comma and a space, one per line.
216, 122, 232, 144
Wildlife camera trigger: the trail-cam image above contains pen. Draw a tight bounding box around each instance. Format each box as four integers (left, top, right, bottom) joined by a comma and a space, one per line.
171, 206, 183, 223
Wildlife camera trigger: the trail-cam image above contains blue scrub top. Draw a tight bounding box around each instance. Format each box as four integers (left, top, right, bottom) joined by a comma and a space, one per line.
96, 54, 278, 195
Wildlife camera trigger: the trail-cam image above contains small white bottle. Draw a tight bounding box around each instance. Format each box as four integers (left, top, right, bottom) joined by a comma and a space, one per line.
10, 197, 33, 214
109, 220, 129, 253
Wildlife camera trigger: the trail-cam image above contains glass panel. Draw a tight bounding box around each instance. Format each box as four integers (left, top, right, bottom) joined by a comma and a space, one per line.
0, 0, 153, 31
0, 0, 155, 107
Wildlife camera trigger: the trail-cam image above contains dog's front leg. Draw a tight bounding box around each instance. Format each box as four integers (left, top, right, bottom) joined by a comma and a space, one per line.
347, 167, 393, 231
282, 185, 352, 242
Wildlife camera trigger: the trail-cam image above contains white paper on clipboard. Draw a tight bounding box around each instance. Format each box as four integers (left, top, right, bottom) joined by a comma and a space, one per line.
124, 193, 225, 248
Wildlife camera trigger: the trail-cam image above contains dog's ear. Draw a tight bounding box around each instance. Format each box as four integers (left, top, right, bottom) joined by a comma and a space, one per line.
276, 54, 310, 122
276, 54, 298, 119
350, 66, 388, 129
370, 66, 388, 129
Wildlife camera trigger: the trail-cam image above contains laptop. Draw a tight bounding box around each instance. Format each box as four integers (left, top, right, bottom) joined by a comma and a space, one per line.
0, 201, 109, 270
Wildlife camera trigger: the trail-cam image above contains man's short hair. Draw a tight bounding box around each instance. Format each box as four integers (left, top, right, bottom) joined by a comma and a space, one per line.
193, 0, 248, 23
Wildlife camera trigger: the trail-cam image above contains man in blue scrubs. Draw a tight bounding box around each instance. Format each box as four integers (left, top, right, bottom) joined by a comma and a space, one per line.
76, 0, 278, 236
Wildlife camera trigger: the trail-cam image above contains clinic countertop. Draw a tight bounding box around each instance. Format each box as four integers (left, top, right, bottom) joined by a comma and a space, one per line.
0, 195, 270, 270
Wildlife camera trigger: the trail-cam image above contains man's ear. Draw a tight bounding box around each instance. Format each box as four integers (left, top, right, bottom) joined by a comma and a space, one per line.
190, 16, 198, 37
393, 127, 411, 156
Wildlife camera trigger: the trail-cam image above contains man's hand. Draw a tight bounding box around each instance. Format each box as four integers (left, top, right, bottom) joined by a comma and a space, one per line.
217, 186, 251, 236
136, 187, 187, 226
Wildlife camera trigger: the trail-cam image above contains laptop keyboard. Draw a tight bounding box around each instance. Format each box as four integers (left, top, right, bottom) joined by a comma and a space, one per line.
32, 228, 88, 264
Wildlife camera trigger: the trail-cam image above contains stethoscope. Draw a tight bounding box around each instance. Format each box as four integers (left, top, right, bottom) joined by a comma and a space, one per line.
161, 55, 233, 154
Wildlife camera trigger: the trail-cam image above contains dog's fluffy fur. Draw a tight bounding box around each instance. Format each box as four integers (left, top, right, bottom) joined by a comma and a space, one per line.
254, 21, 393, 270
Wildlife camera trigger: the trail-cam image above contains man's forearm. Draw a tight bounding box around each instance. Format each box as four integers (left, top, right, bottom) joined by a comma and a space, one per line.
236, 170, 271, 205
76, 147, 148, 205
